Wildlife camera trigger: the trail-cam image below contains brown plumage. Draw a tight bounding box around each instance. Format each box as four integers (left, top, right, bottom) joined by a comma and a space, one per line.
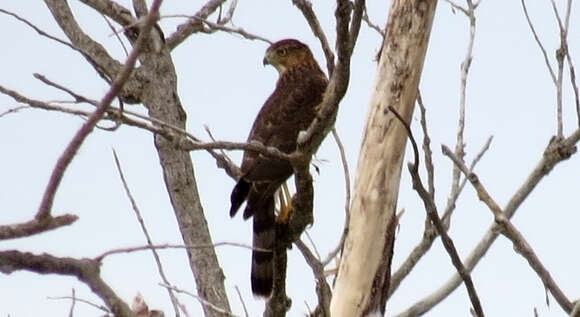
229, 39, 328, 297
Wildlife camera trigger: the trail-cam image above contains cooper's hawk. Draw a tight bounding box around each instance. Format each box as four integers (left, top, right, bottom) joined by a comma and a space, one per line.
229, 39, 328, 297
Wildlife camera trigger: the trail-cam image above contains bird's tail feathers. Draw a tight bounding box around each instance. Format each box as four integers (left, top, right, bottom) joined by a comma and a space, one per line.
251, 196, 275, 297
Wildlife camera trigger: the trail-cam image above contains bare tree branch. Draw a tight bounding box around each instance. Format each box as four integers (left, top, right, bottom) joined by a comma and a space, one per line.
234, 286, 249, 317
396, 130, 579, 316
36, 0, 163, 220
0, 8, 77, 51
361, 6, 384, 38
390, 106, 485, 317
163, 15, 271, 44
442, 144, 573, 314
166, 0, 227, 50
417, 90, 435, 198
0, 214, 78, 240
0, 251, 134, 316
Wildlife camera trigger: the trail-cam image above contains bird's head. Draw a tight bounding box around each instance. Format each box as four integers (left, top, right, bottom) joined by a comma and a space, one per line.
263, 39, 314, 74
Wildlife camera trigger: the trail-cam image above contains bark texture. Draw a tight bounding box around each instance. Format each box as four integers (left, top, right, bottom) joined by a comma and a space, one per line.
329, 1, 438, 316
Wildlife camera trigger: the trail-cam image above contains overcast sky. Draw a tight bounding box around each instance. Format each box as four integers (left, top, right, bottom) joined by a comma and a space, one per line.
1, 1, 579, 316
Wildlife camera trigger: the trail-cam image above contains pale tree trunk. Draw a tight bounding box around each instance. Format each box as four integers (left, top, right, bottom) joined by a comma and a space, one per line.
330, 1, 438, 316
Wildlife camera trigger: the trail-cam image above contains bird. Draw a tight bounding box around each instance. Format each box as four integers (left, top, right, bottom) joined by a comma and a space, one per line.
229, 39, 328, 297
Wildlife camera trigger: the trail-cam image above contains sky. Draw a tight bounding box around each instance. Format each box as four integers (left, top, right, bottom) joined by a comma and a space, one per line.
1, 1, 579, 316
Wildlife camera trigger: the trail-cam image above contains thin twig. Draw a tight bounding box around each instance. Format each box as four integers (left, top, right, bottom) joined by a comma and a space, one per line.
0, 8, 78, 52
565, 52, 580, 128
304, 231, 322, 260
441, 136, 492, 225
389, 106, 485, 317
102, 14, 130, 57
362, 5, 384, 38
322, 128, 351, 266
94, 242, 258, 261
163, 14, 271, 44
35, 0, 163, 220
521, 0, 557, 84
159, 283, 238, 317
0, 106, 29, 118
68, 288, 76, 317
217, 0, 238, 24
234, 286, 249, 317
33, 73, 99, 105
417, 90, 435, 199
112, 150, 181, 317
48, 294, 110, 314
443, 0, 469, 15
550, 0, 575, 137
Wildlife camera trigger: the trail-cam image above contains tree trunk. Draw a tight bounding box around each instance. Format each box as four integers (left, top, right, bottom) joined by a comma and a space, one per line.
330, 1, 438, 316
138, 28, 231, 317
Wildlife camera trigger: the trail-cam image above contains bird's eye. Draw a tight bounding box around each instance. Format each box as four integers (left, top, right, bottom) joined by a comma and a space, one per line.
278, 48, 287, 56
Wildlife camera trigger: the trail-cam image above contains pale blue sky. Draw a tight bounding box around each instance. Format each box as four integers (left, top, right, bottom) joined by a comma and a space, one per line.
1, 1, 579, 316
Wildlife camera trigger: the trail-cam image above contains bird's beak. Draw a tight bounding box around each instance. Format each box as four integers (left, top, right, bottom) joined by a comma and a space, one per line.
262, 56, 269, 66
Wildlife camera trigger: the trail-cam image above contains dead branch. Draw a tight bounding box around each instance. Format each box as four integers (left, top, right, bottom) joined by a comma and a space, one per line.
390, 107, 485, 317
36, 0, 162, 220
361, 6, 384, 38
0, 214, 78, 240
0, 250, 133, 316
396, 130, 579, 316
0, 8, 77, 51
165, 14, 271, 44
166, 0, 227, 49
442, 144, 573, 313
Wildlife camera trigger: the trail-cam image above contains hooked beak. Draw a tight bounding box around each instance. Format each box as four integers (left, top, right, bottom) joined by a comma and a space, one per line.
262, 56, 269, 66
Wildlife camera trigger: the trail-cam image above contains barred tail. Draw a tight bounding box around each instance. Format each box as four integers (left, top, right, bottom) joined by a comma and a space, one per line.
251, 195, 275, 297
